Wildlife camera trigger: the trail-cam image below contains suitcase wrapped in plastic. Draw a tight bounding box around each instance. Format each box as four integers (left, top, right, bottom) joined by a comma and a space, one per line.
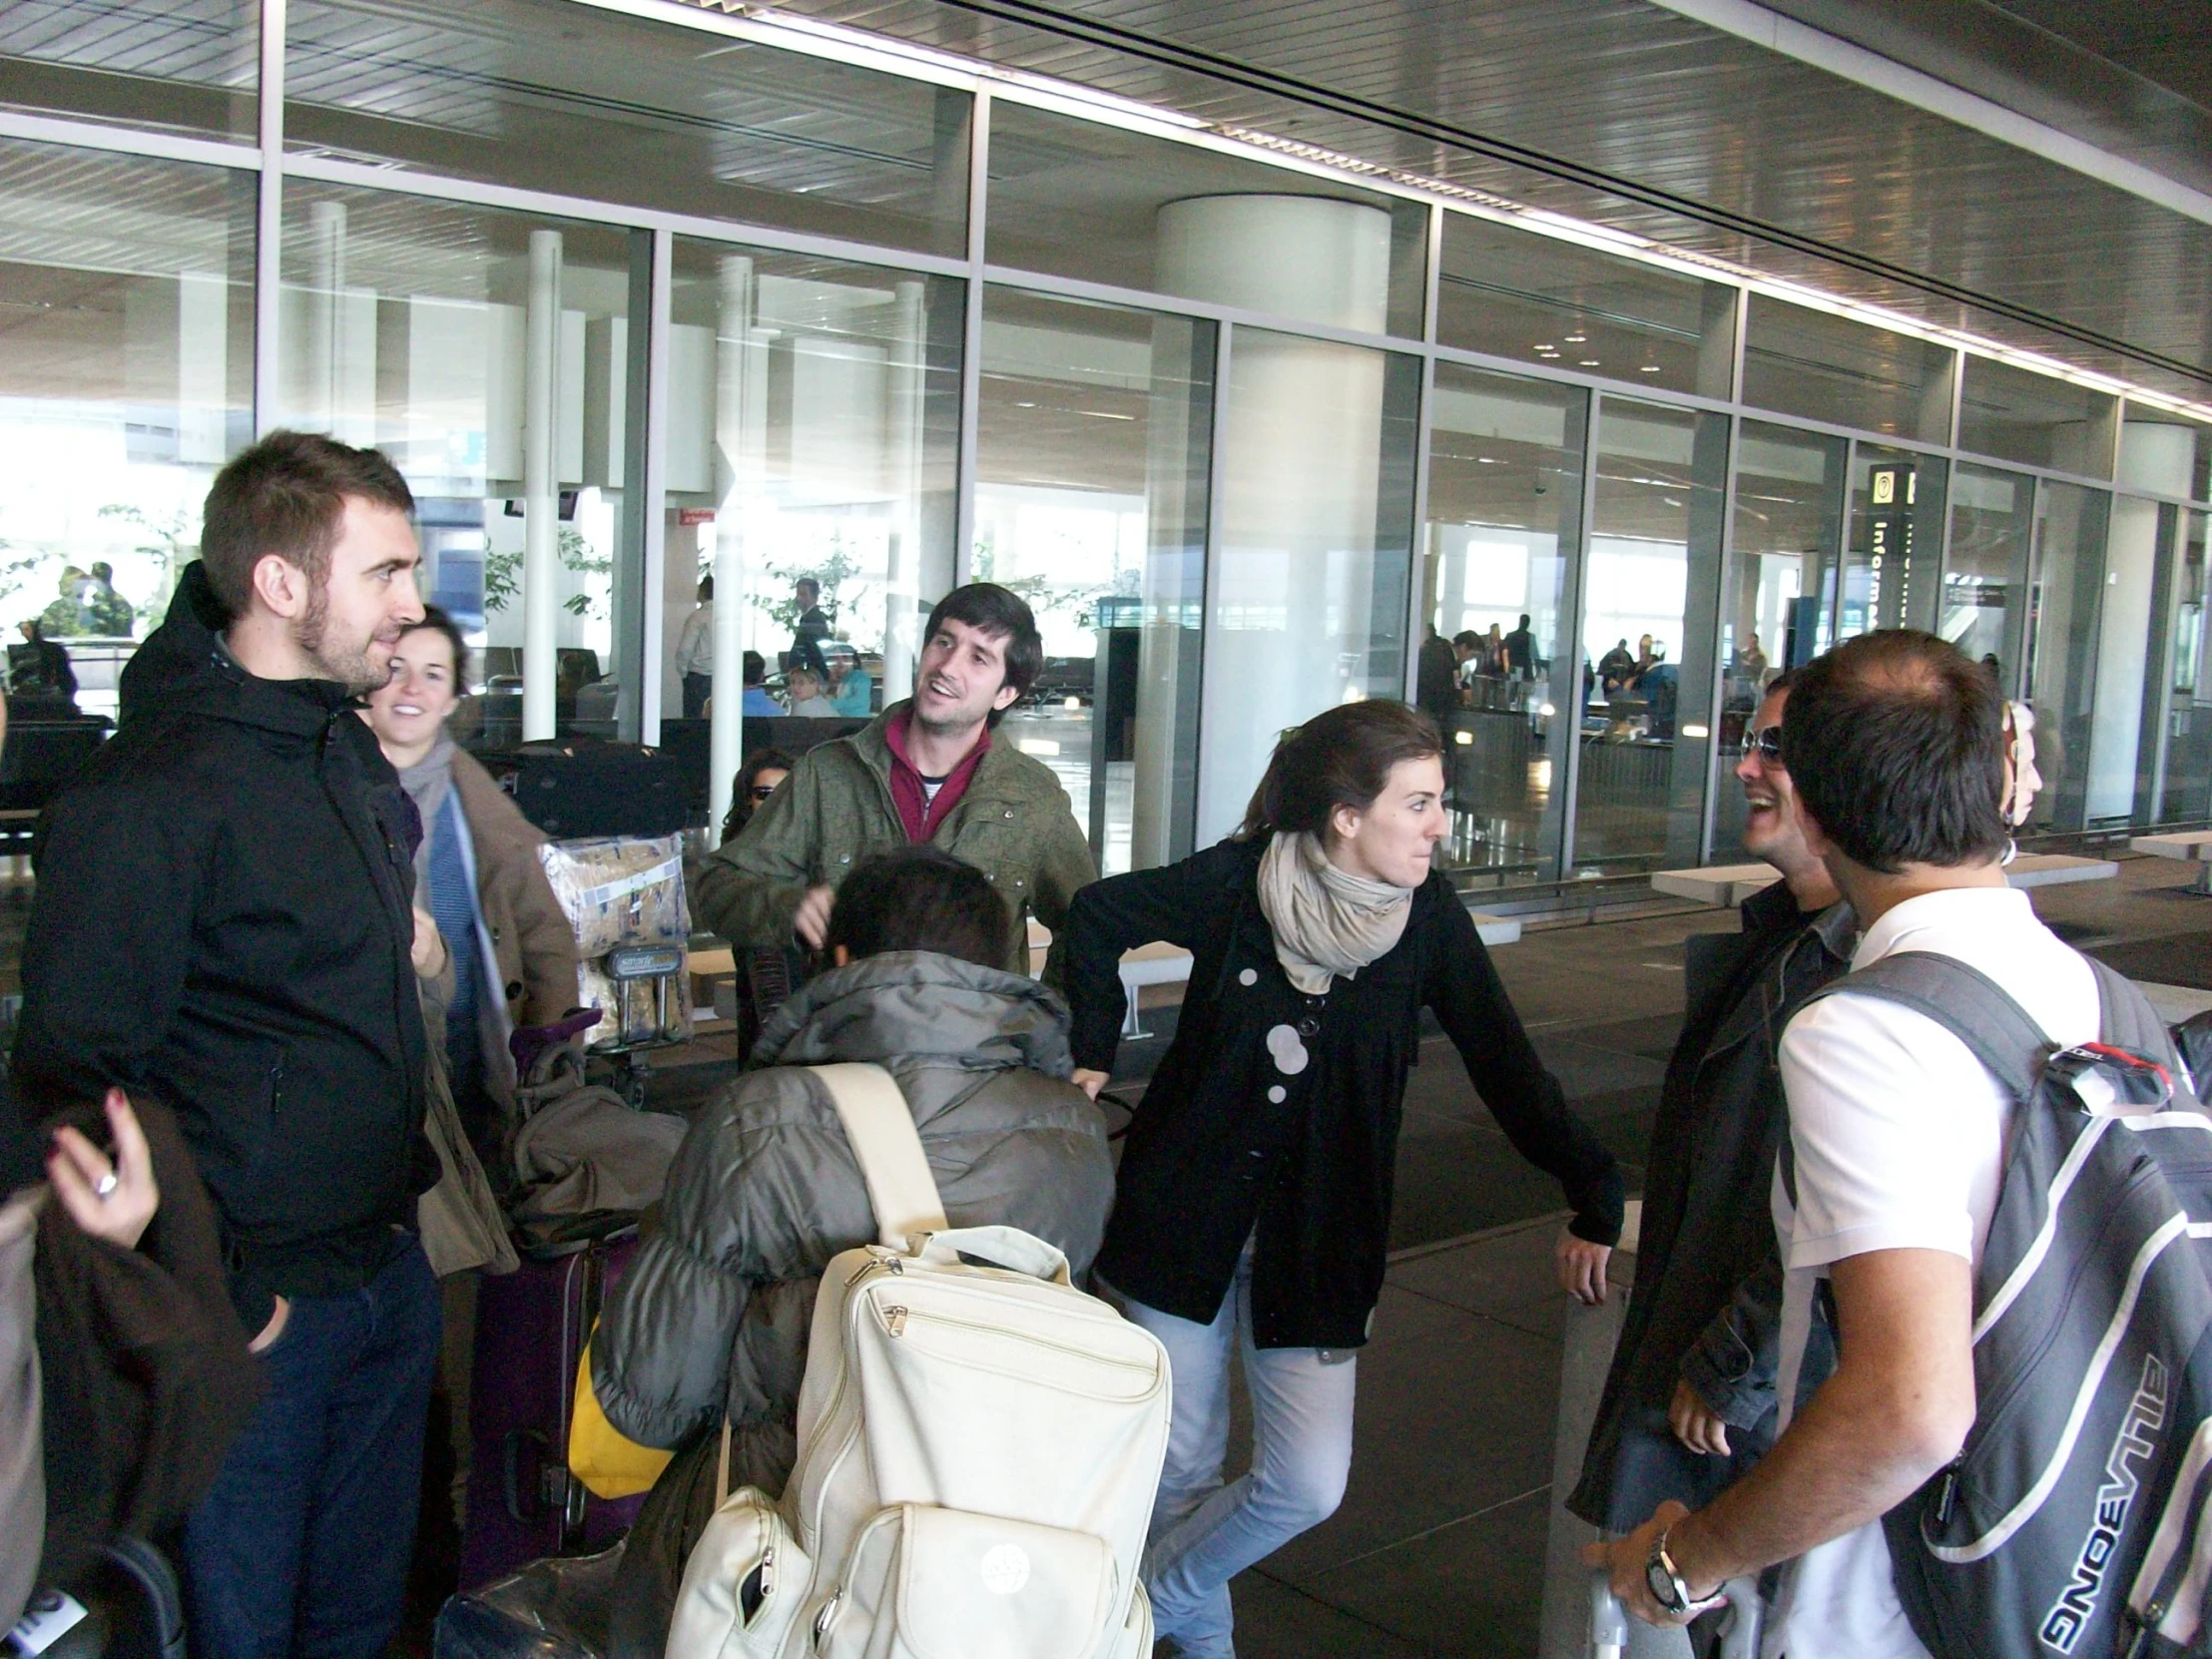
459, 1232, 645, 1589
537, 835, 692, 1052
431, 1543, 623, 1659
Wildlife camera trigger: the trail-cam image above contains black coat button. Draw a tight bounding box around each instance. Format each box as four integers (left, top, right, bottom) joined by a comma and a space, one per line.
505, 980, 523, 999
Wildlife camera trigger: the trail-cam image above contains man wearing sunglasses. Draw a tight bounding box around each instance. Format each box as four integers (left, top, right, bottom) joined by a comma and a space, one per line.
1570, 667, 1857, 1572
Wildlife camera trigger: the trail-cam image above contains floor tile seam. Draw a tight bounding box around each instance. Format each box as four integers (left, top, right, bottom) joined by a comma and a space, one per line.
1242, 1565, 1442, 1656
1303, 1480, 1557, 1574
1385, 1209, 1569, 1265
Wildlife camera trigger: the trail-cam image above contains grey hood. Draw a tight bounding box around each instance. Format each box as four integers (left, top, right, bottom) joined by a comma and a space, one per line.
752, 950, 1075, 1080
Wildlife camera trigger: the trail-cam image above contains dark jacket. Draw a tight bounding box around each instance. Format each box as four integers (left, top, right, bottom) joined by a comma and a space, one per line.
1568, 881, 1854, 1528
1066, 835, 1623, 1350
12, 562, 431, 1332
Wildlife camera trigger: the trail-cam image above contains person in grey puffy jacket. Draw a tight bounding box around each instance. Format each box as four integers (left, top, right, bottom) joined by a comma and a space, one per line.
591, 844, 1114, 1654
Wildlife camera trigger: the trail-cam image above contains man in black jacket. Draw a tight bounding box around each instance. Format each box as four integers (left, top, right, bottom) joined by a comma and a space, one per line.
13, 431, 441, 1659
1569, 671, 1853, 1542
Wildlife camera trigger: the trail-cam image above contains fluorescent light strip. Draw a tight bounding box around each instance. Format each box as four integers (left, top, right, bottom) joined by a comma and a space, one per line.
630, 0, 2212, 422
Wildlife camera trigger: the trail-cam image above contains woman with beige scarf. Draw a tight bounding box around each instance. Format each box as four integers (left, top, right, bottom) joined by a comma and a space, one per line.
1064, 700, 1622, 1658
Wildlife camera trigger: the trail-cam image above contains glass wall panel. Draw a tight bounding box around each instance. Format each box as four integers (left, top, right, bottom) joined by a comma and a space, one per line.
2164, 510, 2212, 823
2088, 494, 2173, 824
1196, 329, 1419, 841
985, 102, 1428, 338
2119, 410, 2212, 502
1711, 421, 1846, 855
2023, 480, 2112, 830
668, 239, 963, 821
1941, 462, 2036, 691
1834, 443, 1946, 643
0, 0, 257, 141
1571, 398, 1729, 873
277, 181, 630, 743
1417, 363, 1588, 888
1959, 356, 2117, 478
1437, 214, 1735, 399
0, 139, 254, 717
1740, 295, 1953, 443
973, 288, 1213, 875
287, 0, 970, 258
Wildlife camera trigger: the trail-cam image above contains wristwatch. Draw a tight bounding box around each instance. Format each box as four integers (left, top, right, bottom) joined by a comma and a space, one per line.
1645, 1525, 1696, 1615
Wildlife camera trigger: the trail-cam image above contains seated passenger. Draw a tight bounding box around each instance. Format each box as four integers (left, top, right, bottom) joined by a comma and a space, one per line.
590, 844, 1114, 1650
739, 649, 782, 718
825, 642, 873, 717
784, 663, 837, 717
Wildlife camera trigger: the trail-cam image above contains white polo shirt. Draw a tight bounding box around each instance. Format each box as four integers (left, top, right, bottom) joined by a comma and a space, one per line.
1761, 883, 2097, 1659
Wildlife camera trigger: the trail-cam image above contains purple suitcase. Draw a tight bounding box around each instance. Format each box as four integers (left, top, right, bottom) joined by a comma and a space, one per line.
459, 1231, 647, 1588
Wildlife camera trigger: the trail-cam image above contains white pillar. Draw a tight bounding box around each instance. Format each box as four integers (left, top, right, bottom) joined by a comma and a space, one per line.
708, 256, 761, 835
882, 277, 927, 705
522, 229, 562, 742
1157, 196, 1392, 840
304, 200, 344, 433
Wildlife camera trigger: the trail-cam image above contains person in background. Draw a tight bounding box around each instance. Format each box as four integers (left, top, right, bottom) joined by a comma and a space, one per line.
1599, 637, 1637, 694
696, 582, 1094, 982
1570, 670, 1853, 1562
1450, 629, 1484, 689
13, 430, 441, 1659
83, 563, 134, 638
36, 567, 89, 639
675, 575, 714, 720
1063, 700, 1622, 1659
12, 619, 76, 703
1502, 612, 1536, 680
719, 748, 796, 845
1630, 633, 1659, 685
1735, 631, 1768, 681
788, 577, 830, 679
1484, 622, 1506, 677
592, 844, 1115, 1654
363, 605, 578, 1162
738, 650, 782, 719
784, 663, 837, 717
1415, 624, 1459, 733
826, 641, 873, 718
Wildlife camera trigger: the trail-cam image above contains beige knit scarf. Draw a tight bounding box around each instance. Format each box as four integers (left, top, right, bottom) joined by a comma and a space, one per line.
1256, 830, 1413, 995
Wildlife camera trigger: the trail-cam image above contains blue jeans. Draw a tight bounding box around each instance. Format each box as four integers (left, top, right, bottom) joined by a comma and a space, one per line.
185, 1241, 442, 1659
1120, 1243, 1359, 1659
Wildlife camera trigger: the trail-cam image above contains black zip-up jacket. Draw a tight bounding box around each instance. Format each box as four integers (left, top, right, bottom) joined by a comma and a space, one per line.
1066, 835, 1623, 1350
12, 562, 431, 1331
1568, 881, 1854, 1528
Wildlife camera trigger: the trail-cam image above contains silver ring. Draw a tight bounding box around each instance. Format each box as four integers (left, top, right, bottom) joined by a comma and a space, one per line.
94, 1172, 119, 1200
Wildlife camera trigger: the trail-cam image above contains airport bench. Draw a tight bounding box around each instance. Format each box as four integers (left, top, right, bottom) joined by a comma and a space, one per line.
2132, 830, 2212, 894
1654, 852, 2116, 906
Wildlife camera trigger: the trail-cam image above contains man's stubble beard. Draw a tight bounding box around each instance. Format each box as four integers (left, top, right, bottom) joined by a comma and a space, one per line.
290, 578, 384, 692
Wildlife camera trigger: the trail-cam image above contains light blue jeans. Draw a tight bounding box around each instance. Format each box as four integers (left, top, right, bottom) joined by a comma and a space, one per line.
1120, 1242, 1359, 1658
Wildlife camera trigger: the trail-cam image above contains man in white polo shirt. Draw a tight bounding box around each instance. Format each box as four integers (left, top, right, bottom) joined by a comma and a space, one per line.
1589, 628, 2094, 1658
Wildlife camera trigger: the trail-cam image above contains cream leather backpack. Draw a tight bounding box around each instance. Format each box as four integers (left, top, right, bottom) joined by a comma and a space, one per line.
667, 1063, 1170, 1659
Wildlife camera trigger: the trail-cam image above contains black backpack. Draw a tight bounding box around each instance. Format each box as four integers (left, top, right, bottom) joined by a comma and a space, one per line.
1801, 951, 2212, 1659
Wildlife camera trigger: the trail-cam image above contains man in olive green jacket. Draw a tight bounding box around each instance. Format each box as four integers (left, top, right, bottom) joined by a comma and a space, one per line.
696, 583, 1095, 980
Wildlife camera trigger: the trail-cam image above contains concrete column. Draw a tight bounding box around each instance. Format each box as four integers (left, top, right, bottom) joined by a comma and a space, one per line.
522, 229, 562, 742
1130, 317, 1209, 869
708, 255, 764, 836
1158, 195, 1392, 839
304, 201, 344, 433
883, 278, 926, 705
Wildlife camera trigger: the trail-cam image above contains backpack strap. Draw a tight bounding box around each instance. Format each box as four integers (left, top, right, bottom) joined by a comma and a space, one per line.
807, 1063, 948, 1251
1799, 949, 2051, 1104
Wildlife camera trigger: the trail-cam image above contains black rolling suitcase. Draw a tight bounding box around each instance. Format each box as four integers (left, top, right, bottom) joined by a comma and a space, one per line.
496, 744, 688, 840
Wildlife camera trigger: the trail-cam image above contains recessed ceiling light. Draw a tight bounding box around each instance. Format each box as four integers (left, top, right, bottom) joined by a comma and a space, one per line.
1477, 456, 1495, 463
1564, 333, 1586, 343
1535, 342, 1555, 351
1579, 359, 1601, 367
1639, 363, 1662, 373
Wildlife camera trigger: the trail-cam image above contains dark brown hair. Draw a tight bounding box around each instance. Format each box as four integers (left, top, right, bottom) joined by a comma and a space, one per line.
825, 844, 1011, 969
200, 430, 414, 620
1237, 700, 1445, 840
1784, 629, 2006, 873
923, 582, 1045, 728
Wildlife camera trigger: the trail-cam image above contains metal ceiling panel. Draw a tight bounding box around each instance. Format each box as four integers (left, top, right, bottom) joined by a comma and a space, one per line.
746, 0, 2212, 396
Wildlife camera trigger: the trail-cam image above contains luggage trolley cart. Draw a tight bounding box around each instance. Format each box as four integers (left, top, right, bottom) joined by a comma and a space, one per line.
537, 833, 695, 1110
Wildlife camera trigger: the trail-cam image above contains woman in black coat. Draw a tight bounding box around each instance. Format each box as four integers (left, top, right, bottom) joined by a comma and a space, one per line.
1064, 699, 1623, 1658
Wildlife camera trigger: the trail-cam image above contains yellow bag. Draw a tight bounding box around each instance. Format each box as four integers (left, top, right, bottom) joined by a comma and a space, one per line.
568, 1338, 673, 1499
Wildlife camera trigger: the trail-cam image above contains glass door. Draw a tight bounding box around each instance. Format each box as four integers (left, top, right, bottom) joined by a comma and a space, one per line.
2161, 510, 2212, 823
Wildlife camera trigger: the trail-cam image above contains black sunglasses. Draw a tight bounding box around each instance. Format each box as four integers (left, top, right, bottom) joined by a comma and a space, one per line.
1748, 725, 1786, 765
748, 784, 779, 802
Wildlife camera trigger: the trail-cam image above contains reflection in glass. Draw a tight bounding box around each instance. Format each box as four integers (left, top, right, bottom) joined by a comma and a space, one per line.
0, 139, 254, 717
278, 182, 629, 744
2163, 512, 2212, 823
2119, 413, 2211, 503
1741, 296, 1953, 443
1711, 422, 1845, 856
1198, 328, 1419, 841
1571, 399, 1728, 872
1941, 463, 2035, 692
1959, 357, 2116, 478
1418, 364, 1587, 887
2087, 494, 2174, 823
669, 241, 962, 827
1437, 215, 1735, 399
1836, 444, 1946, 643
2024, 480, 2112, 830
985, 103, 1428, 338
287, 0, 970, 257
0, 0, 257, 140
973, 289, 1213, 874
